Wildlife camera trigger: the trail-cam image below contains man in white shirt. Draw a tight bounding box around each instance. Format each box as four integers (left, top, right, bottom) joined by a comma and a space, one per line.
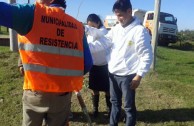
85, 0, 153, 125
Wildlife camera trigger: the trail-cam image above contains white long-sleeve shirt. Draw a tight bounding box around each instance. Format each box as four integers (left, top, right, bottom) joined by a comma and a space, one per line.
86, 17, 153, 77
86, 26, 108, 66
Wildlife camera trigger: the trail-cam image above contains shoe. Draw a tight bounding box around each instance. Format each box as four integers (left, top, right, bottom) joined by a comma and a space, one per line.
92, 95, 99, 118
69, 111, 73, 119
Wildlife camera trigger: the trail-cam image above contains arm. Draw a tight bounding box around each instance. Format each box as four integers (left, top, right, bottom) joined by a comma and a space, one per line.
86, 26, 113, 55
85, 25, 106, 40
0, 2, 34, 35
131, 28, 153, 89
18, 56, 24, 76
18, 56, 23, 68
88, 37, 112, 55
135, 28, 153, 77
83, 33, 93, 74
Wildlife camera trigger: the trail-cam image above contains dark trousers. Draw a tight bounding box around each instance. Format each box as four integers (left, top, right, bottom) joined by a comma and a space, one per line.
109, 73, 136, 126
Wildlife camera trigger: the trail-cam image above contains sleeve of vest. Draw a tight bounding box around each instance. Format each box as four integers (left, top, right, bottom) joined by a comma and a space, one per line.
83, 33, 93, 74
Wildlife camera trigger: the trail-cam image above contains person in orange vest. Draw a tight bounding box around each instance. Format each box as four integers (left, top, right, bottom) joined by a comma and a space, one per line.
0, 0, 93, 126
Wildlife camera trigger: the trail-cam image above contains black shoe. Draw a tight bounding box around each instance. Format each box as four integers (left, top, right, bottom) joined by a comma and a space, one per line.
105, 95, 111, 118
106, 107, 111, 118
92, 95, 99, 118
93, 110, 98, 118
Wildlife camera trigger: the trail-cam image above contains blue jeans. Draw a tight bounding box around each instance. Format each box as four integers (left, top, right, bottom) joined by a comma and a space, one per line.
109, 73, 136, 126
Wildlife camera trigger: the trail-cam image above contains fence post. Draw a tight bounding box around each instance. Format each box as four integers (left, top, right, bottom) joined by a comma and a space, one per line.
8, 0, 18, 52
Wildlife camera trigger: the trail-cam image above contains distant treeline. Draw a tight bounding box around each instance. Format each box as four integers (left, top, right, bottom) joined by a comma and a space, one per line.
178, 30, 194, 42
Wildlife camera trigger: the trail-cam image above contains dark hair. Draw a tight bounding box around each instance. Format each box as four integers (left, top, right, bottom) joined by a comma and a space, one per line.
87, 14, 103, 29
112, 0, 132, 12
52, 0, 66, 9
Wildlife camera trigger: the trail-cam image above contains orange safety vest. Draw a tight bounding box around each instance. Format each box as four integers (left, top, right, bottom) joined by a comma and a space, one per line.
18, 3, 84, 93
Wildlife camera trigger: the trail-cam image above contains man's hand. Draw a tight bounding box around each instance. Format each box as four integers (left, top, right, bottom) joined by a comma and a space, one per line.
130, 75, 142, 90
19, 66, 24, 76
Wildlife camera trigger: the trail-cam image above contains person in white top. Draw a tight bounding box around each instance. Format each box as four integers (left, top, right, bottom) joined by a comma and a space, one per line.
86, 14, 111, 118
85, 0, 153, 125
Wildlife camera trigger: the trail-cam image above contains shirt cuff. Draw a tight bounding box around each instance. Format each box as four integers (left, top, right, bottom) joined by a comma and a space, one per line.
137, 71, 144, 78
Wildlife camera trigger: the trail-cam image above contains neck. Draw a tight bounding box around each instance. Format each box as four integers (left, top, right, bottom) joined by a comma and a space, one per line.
122, 17, 134, 28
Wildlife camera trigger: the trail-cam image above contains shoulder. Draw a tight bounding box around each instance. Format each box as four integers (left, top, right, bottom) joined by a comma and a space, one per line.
133, 24, 146, 31
109, 23, 121, 33
132, 18, 148, 34
99, 26, 108, 34
133, 25, 150, 36
132, 25, 151, 42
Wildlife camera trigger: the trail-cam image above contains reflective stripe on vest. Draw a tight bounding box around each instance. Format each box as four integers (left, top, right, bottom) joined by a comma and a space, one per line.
18, 43, 83, 58
18, 3, 84, 92
23, 63, 83, 76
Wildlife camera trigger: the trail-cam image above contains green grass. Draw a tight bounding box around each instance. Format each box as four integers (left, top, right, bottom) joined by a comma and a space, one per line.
0, 26, 9, 35
0, 47, 23, 126
0, 42, 194, 126
152, 43, 194, 106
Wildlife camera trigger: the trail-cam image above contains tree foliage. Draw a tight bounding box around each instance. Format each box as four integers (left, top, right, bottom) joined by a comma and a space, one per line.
178, 30, 194, 42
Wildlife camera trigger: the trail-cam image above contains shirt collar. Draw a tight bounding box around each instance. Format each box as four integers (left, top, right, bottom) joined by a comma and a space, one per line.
49, 4, 65, 11
50, 4, 63, 8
